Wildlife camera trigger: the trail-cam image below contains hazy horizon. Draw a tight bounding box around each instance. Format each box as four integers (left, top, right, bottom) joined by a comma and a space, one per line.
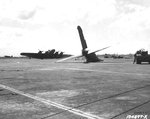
0, 0, 150, 56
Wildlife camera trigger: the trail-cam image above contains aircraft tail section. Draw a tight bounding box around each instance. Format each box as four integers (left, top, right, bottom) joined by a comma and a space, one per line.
77, 26, 87, 50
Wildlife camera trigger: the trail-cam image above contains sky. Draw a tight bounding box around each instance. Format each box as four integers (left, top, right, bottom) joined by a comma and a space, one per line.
0, 0, 150, 56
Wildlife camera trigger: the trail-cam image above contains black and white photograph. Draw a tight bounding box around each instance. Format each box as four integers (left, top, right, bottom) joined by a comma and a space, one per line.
0, 0, 150, 119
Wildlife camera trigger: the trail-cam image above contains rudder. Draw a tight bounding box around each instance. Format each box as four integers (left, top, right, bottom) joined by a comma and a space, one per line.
77, 26, 88, 50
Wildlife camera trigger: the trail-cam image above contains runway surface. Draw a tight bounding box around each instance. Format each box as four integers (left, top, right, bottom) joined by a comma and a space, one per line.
0, 58, 149, 119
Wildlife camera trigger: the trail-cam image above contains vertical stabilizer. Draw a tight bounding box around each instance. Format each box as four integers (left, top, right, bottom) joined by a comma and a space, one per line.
77, 26, 88, 50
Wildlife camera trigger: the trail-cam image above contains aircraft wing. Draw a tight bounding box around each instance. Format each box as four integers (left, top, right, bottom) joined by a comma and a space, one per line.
56, 55, 82, 62
88, 46, 111, 54
20, 53, 37, 57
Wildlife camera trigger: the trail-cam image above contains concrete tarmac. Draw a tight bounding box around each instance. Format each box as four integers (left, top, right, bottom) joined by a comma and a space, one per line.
0, 58, 149, 119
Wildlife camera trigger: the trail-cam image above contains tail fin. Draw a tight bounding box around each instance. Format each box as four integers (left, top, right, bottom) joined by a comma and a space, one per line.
77, 26, 87, 50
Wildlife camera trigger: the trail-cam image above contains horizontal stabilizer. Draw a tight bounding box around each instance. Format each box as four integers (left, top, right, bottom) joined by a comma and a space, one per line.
56, 55, 82, 62
88, 46, 111, 54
